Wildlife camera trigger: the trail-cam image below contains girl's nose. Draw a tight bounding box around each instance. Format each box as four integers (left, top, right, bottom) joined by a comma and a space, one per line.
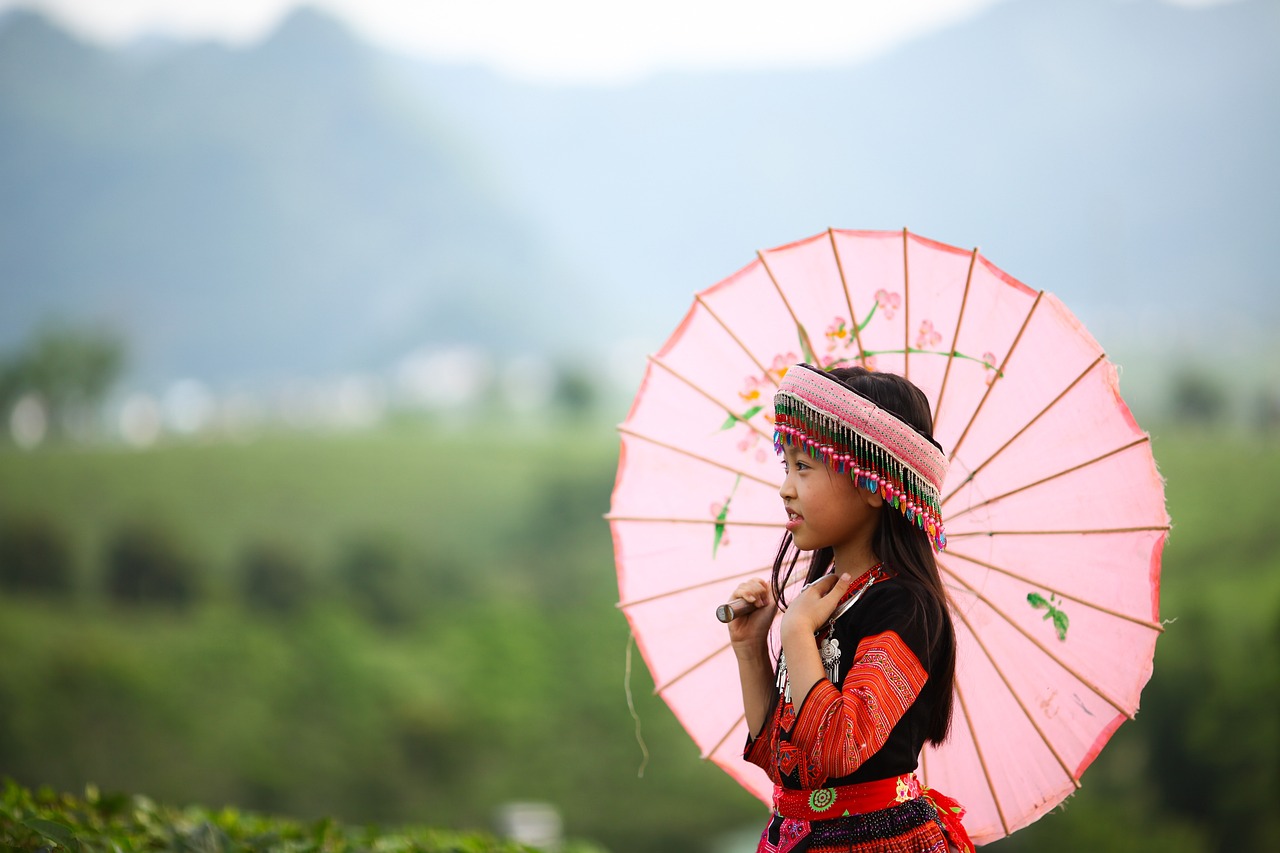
778, 475, 796, 500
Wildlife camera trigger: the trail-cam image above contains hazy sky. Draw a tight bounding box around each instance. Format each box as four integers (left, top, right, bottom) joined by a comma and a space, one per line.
0, 0, 1240, 83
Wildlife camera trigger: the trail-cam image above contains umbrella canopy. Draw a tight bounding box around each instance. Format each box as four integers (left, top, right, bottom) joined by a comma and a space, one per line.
608, 228, 1169, 845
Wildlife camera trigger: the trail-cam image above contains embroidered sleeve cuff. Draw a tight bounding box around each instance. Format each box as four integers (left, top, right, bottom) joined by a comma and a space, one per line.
743, 726, 773, 770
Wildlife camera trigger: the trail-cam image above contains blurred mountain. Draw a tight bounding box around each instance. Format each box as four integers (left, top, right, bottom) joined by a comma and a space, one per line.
403, 0, 1280, 365
0, 7, 581, 388
1, 0, 1277, 392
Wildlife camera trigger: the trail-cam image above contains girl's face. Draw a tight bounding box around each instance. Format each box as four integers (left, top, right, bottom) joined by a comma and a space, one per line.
779, 441, 881, 556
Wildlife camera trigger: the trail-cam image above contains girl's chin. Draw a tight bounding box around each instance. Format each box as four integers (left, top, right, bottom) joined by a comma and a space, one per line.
790, 534, 821, 551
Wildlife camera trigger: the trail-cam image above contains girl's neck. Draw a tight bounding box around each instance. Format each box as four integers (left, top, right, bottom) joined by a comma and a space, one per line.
832, 544, 882, 579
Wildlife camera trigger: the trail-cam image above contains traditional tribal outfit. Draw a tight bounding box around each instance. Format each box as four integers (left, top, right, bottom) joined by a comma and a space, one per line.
744, 365, 973, 853
744, 570, 972, 853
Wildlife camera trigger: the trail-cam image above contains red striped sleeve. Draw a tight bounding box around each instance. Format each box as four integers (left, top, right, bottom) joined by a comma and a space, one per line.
791, 630, 927, 782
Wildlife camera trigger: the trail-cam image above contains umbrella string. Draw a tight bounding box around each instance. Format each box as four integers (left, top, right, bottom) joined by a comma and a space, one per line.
624, 630, 650, 778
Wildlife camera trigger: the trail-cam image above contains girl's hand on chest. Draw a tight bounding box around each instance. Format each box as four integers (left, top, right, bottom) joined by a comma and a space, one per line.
781, 571, 854, 637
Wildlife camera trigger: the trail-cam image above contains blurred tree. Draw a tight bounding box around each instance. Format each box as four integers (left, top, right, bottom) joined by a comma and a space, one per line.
551, 364, 599, 420
239, 541, 314, 616
1136, 601, 1280, 851
1252, 385, 1280, 435
507, 465, 616, 608
1167, 367, 1229, 426
104, 522, 199, 608
0, 323, 126, 440
335, 536, 411, 628
0, 515, 73, 597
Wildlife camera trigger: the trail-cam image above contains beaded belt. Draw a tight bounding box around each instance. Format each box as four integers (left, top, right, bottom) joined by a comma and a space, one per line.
772, 774, 922, 820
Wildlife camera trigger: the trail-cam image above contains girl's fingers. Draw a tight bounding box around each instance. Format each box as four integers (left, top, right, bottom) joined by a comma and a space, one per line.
797, 573, 854, 623
734, 579, 769, 602
800, 572, 842, 598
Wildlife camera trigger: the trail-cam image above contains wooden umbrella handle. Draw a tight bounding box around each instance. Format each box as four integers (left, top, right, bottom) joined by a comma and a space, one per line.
715, 597, 760, 623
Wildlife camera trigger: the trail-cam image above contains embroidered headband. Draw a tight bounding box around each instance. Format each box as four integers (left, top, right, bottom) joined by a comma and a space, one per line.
773, 364, 949, 551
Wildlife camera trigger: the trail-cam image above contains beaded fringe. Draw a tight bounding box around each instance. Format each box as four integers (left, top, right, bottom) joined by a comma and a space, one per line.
761, 797, 953, 853
774, 395, 947, 551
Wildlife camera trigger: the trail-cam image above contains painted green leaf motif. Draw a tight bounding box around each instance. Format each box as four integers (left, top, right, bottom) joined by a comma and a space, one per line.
712, 505, 729, 555
713, 475, 742, 558
1027, 591, 1070, 641
857, 302, 879, 331
720, 405, 763, 431
1051, 608, 1070, 641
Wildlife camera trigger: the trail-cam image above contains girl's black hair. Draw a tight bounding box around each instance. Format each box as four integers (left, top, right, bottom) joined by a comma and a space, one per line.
769, 365, 956, 745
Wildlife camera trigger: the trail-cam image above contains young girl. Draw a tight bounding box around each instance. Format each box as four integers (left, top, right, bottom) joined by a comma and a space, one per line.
726, 363, 973, 853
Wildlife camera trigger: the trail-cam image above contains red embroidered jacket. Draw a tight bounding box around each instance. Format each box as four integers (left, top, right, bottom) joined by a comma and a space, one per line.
745, 579, 947, 790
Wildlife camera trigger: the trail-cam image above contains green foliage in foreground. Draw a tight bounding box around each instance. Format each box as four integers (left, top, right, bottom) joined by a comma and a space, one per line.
0, 778, 603, 853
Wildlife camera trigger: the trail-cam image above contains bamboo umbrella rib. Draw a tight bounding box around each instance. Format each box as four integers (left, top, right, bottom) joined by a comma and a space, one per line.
952, 678, 1012, 837
694, 294, 778, 388
950, 291, 1045, 460
703, 710, 749, 760
946, 436, 1151, 522
902, 228, 911, 381
621, 556, 813, 613
827, 229, 869, 369
944, 547, 1164, 632
606, 515, 785, 529
942, 353, 1107, 506
653, 640, 733, 696
950, 598, 1082, 789
938, 558, 1135, 718
616, 425, 780, 489
647, 354, 773, 442
758, 250, 819, 364
616, 563, 776, 609
933, 247, 979, 434
947, 525, 1170, 538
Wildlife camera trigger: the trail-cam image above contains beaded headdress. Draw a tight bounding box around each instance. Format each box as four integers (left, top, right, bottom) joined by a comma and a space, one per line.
773, 364, 949, 551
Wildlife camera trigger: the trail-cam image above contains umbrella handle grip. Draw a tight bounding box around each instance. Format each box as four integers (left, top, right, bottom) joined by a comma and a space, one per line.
716, 598, 758, 623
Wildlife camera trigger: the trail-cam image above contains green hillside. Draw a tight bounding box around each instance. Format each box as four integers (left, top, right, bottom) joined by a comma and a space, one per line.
0, 420, 1276, 852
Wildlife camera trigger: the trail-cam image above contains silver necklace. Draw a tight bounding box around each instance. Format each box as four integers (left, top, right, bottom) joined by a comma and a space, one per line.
777, 565, 887, 702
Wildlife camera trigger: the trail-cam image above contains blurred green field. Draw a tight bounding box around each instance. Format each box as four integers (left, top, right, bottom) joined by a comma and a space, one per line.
0, 420, 1277, 852
0, 420, 615, 589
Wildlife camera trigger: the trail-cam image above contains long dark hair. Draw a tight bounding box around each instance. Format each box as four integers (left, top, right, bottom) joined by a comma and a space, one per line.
769, 365, 956, 745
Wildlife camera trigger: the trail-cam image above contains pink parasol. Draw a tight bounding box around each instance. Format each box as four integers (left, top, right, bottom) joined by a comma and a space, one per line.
608, 228, 1169, 845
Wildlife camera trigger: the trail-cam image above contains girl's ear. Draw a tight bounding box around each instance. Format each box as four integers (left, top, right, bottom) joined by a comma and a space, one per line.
861, 486, 884, 509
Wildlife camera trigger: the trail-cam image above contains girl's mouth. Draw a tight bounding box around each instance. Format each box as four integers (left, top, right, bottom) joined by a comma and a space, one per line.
785, 509, 802, 532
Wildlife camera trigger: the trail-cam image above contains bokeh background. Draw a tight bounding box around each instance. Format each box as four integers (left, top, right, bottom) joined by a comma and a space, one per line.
1, 0, 1277, 851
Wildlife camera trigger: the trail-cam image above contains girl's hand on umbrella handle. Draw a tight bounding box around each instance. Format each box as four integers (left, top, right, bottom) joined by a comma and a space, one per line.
719, 579, 769, 622
723, 579, 774, 647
